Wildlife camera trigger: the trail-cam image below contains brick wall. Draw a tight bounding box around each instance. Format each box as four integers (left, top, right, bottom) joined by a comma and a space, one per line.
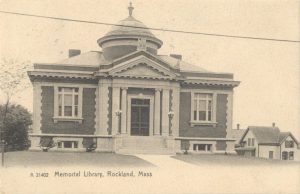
41, 86, 96, 134
179, 92, 228, 138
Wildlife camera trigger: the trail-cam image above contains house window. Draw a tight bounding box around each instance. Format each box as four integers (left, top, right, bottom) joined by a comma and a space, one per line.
193, 144, 212, 152
247, 138, 255, 146
282, 151, 288, 160
192, 93, 213, 122
285, 140, 294, 148
58, 87, 79, 118
57, 141, 78, 149
289, 152, 294, 160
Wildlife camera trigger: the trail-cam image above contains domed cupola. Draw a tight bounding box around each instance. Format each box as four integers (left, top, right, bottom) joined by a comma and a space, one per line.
97, 2, 163, 60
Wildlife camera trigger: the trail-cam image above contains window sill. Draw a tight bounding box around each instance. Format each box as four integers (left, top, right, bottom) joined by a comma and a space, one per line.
189, 121, 217, 127
53, 117, 83, 124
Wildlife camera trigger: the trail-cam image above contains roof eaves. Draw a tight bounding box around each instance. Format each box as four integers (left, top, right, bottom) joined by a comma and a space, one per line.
279, 132, 299, 146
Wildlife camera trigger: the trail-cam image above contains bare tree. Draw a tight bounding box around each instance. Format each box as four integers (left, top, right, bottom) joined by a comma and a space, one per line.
0, 58, 32, 166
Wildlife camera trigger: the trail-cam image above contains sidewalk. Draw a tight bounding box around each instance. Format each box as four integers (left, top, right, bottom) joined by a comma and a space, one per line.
134, 154, 196, 169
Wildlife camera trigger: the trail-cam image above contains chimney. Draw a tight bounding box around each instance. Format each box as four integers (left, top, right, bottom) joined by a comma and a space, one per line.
272, 122, 276, 127
170, 54, 182, 60
237, 124, 240, 130
69, 49, 81, 58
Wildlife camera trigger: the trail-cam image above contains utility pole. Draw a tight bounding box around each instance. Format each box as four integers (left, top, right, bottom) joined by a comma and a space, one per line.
0, 127, 4, 167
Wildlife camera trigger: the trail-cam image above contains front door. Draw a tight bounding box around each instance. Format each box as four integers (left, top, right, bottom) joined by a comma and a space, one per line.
131, 99, 150, 136
269, 151, 274, 159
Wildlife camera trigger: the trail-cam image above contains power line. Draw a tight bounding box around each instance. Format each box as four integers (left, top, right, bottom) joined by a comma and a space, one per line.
0, 10, 299, 43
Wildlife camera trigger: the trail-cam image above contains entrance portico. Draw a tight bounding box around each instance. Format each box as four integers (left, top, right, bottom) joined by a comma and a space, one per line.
97, 75, 180, 139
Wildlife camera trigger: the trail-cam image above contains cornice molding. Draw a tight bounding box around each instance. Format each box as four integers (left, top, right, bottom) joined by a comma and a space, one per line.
28, 71, 96, 80
182, 79, 240, 87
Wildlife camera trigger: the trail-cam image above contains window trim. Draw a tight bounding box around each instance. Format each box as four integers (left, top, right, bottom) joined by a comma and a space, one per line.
190, 91, 217, 126
53, 86, 83, 123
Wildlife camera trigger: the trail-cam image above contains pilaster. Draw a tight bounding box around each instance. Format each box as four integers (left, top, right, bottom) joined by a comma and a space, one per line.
161, 89, 170, 136
171, 87, 180, 137
33, 82, 42, 134
121, 87, 128, 134
98, 80, 110, 135
111, 87, 121, 135
226, 92, 233, 139
154, 89, 161, 136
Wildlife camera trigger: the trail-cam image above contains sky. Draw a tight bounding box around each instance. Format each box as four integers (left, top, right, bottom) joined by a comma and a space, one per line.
0, 0, 299, 138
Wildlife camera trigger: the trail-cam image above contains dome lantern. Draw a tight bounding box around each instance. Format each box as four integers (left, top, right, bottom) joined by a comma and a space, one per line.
97, 2, 163, 60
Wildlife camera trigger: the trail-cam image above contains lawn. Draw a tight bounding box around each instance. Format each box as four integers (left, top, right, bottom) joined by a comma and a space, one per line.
172, 153, 300, 166
2, 151, 155, 167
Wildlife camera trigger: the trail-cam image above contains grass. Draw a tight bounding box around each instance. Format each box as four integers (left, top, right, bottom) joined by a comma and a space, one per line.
2, 151, 155, 168
172, 153, 300, 166
3, 151, 300, 168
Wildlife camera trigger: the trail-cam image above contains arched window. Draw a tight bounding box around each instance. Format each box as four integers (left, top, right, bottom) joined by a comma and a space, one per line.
282, 151, 288, 160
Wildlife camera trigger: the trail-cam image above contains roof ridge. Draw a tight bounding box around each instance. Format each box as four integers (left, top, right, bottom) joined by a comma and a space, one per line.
249, 125, 279, 128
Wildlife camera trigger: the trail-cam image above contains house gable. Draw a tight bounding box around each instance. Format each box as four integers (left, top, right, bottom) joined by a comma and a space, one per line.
241, 129, 257, 147
280, 134, 299, 147
239, 128, 250, 144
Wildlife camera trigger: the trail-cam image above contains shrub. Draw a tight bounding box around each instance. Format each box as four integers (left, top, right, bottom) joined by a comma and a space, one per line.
82, 137, 97, 152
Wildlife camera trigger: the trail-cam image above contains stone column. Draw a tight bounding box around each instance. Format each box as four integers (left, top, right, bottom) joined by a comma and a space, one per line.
98, 80, 110, 135
171, 87, 180, 137
111, 87, 121, 135
154, 89, 161, 136
161, 89, 170, 136
121, 87, 128, 134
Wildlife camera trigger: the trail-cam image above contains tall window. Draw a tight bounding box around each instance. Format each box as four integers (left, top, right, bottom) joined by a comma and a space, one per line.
289, 151, 294, 160
58, 87, 79, 117
193, 93, 212, 122
247, 138, 255, 146
282, 151, 288, 160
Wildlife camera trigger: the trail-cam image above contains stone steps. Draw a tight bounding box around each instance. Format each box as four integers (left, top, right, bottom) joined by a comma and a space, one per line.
116, 136, 174, 154
122, 137, 167, 148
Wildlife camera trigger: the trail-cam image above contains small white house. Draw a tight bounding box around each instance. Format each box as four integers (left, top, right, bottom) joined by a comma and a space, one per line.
236, 126, 299, 160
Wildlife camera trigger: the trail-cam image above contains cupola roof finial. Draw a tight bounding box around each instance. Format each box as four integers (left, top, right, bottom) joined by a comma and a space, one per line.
128, 2, 134, 17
